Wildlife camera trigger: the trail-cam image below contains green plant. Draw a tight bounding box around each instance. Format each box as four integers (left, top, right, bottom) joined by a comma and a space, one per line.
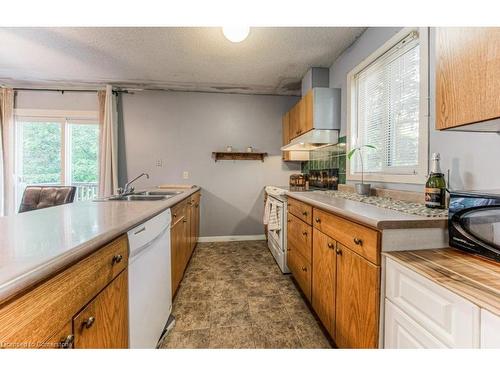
347, 144, 376, 184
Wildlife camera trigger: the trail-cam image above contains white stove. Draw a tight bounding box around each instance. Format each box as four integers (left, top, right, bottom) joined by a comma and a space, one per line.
264, 186, 289, 274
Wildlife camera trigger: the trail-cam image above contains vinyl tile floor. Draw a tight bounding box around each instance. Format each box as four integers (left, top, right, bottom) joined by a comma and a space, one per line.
161, 241, 333, 349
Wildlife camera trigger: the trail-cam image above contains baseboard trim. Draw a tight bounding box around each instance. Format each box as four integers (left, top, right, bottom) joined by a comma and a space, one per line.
198, 235, 266, 243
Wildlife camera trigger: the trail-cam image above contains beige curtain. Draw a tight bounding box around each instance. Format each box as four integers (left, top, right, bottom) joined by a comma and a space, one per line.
98, 85, 119, 197
0, 88, 15, 216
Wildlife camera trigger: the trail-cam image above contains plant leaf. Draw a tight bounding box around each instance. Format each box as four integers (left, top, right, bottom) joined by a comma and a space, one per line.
347, 148, 357, 159
363, 145, 376, 150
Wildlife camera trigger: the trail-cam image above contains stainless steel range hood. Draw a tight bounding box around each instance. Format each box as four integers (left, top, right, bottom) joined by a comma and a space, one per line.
281, 86, 341, 151
281, 129, 339, 151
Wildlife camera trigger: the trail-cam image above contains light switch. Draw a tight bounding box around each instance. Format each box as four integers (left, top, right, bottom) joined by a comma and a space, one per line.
155, 160, 163, 167
182, 171, 189, 179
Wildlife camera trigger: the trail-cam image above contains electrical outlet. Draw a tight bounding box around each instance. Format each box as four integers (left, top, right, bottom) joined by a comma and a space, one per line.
182, 171, 189, 179
155, 159, 163, 167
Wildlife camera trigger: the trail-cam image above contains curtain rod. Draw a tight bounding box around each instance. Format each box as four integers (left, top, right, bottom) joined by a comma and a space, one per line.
11, 88, 131, 94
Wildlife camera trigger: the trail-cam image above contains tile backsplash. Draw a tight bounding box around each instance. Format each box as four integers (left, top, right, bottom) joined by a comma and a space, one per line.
302, 136, 346, 184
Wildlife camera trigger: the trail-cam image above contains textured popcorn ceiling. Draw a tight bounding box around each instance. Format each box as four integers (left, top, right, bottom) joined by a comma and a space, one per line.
0, 27, 365, 95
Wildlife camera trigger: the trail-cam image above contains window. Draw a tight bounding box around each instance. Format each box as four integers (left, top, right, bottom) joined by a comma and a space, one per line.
347, 28, 429, 184
14, 110, 99, 207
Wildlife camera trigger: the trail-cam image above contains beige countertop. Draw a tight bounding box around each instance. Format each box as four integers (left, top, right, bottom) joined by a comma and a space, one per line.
384, 249, 500, 316
286, 191, 447, 230
0, 186, 200, 305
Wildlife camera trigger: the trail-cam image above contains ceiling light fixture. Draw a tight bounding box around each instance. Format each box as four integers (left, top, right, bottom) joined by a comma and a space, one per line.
222, 26, 250, 43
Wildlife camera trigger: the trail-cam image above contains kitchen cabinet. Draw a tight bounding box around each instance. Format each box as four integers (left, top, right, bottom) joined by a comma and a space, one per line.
73, 271, 128, 349
384, 257, 482, 348
286, 199, 382, 348
436, 27, 500, 130
287, 212, 312, 262
0, 235, 129, 349
282, 112, 291, 161
481, 309, 500, 348
171, 191, 201, 297
287, 244, 311, 301
335, 243, 380, 348
312, 229, 336, 339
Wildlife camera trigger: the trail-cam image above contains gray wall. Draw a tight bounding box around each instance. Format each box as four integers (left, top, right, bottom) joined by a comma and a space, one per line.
120, 90, 300, 237
330, 27, 500, 192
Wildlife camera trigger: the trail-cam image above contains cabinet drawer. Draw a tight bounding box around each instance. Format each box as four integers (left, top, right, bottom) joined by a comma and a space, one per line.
287, 212, 312, 263
384, 299, 447, 348
313, 208, 380, 265
287, 248, 311, 301
171, 200, 187, 225
0, 235, 128, 347
385, 257, 480, 348
288, 197, 312, 225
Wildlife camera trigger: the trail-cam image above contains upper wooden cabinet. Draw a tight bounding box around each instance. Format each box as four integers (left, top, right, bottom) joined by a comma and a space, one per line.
436, 27, 500, 130
282, 112, 291, 161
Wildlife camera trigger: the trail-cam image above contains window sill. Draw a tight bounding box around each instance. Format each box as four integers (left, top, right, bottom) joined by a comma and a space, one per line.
347, 172, 427, 185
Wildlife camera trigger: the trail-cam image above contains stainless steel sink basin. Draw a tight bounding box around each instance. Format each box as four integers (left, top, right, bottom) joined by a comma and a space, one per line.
137, 191, 183, 196
108, 195, 166, 201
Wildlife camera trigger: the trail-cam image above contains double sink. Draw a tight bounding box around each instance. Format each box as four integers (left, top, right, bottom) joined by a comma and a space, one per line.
107, 190, 183, 201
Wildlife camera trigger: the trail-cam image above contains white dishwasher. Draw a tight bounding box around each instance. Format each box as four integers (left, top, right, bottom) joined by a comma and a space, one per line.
127, 209, 172, 348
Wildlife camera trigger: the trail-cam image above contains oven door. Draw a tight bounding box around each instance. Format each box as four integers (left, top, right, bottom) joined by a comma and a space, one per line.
450, 206, 500, 261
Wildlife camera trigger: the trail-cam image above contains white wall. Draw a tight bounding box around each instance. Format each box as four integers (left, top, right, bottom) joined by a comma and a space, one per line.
120, 90, 300, 237
330, 27, 500, 192
15, 90, 98, 111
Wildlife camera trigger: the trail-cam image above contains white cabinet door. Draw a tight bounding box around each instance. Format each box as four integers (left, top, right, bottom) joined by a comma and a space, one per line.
385, 299, 447, 348
481, 309, 500, 348
385, 258, 480, 348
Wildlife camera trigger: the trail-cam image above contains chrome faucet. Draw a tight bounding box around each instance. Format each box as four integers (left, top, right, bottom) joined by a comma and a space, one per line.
121, 173, 150, 196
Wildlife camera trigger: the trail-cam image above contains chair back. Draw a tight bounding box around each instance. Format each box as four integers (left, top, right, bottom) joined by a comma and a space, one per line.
19, 186, 77, 213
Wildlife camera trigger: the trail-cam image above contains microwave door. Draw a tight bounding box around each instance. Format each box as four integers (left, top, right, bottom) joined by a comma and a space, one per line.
458, 207, 500, 252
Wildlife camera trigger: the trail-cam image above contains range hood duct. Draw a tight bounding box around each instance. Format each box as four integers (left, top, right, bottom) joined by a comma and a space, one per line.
281, 129, 339, 151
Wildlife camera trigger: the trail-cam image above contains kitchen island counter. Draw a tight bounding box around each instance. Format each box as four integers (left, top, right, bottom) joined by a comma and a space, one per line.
0, 186, 200, 305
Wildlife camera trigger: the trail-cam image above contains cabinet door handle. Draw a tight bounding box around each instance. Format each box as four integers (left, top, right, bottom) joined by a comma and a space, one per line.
302, 231, 308, 236
82, 316, 95, 329
327, 243, 334, 249
353, 237, 363, 246
301, 266, 307, 272
302, 211, 308, 216
183, 219, 187, 223
59, 334, 74, 349
287, 248, 291, 252
315, 217, 321, 223
336, 248, 342, 256
111, 254, 123, 265
287, 219, 291, 223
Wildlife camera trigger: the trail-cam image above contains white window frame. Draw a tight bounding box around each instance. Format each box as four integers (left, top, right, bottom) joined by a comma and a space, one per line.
346, 27, 429, 184
14, 109, 99, 206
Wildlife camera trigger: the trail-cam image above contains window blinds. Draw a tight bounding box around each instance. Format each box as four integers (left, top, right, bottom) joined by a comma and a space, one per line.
353, 32, 420, 175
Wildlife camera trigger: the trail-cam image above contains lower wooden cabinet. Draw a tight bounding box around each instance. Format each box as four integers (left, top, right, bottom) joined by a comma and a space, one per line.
312, 229, 337, 339
171, 191, 201, 297
335, 243, 380, 348
73, 271, 128, 349
0, 235, 129, 349
287, 246, 311, 301
287, 201, 382, 349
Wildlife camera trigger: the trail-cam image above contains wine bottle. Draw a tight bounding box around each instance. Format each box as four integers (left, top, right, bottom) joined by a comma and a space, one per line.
425, 153, 446, 209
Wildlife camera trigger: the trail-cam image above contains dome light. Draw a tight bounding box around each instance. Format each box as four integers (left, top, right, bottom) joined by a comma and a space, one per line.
222, 26, 250, 43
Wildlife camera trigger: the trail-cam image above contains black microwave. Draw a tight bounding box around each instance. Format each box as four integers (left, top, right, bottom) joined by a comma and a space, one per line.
449, 190, 500, 262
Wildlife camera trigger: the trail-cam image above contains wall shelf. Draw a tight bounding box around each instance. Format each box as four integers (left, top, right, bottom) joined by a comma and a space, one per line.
212, 152, 268, 162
